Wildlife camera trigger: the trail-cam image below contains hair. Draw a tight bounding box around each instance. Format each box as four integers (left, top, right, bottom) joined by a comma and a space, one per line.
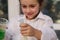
37, 0, 44, 6
19, 0, 44, 14
19, 0, 44, 6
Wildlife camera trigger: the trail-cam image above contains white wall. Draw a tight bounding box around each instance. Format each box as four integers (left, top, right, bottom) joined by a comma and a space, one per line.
8, 0, 20, 21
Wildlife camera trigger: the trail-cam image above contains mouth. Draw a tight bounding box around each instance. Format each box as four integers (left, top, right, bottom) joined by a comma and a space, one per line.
27, 13, 33, 16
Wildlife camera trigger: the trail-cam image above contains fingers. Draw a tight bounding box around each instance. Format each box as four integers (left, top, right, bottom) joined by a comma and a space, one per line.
20, 23, 34, 36
20, 23, 29, 36
20, 23, 28, 27
21, 29, 33, 36
20, 26, 31, 36
21, 26, 34, 36
21, 26, 28, 31
20, 23, 28, 33
21, 29, 29, 36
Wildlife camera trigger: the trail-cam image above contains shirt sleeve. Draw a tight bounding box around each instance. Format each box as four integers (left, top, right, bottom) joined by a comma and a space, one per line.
5, 17, 19, 40
5, 16, 23, 40
37, 19, 58, 40
5, 20, 14, 40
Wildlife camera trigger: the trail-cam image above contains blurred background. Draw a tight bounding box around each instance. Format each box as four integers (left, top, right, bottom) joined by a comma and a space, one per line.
0, 0, 60, 40
42, 0, 60, 24
0, 0, 8, 19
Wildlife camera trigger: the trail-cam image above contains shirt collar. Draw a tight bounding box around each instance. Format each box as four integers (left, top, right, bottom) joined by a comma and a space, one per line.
36, 11, 44, 19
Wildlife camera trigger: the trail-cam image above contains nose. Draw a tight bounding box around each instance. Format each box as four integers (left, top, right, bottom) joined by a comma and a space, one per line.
26, 8, 30, 13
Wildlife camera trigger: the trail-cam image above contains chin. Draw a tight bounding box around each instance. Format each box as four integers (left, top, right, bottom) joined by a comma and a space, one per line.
27, 16, 34, 20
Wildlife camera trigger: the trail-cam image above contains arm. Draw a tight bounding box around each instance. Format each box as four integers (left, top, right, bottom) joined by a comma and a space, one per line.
34, 28, 42, 40
36, 19, 58, 40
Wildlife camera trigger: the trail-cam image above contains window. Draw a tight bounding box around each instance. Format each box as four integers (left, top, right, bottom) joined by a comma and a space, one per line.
0, 0, 8, 19
42, 0, 60, 24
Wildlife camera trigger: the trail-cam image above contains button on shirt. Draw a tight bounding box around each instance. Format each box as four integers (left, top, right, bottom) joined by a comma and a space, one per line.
5, 12, 58, 40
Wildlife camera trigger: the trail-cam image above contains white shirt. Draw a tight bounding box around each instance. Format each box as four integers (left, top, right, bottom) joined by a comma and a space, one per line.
5, 12, 58, 40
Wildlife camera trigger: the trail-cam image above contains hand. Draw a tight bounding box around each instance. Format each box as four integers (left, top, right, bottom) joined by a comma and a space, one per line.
20, 23, 42, 40
20, 23, 34, 36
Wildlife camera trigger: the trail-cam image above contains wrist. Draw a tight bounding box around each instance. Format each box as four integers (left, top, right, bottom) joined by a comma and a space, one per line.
34, 29, 42, 40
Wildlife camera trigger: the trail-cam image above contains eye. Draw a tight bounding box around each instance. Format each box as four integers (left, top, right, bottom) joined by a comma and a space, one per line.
21, 5, 27, 8
30, 5, 35, 8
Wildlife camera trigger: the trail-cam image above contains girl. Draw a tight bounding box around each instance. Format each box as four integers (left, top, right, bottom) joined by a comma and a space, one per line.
5, 0, 58, 40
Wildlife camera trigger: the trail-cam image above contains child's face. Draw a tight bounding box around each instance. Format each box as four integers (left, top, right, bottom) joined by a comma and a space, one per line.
20, 0, 40, 20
